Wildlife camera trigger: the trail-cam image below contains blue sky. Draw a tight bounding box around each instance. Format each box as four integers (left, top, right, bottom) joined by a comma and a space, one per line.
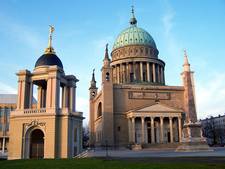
0, 0, 225, 124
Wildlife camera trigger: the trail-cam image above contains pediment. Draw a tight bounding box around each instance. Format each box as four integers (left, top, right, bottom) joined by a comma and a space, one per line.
135, 103, 182, 112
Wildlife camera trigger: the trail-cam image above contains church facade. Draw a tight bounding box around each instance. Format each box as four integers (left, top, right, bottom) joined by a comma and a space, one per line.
89, 8, 205, 149
8, 27, 84, 159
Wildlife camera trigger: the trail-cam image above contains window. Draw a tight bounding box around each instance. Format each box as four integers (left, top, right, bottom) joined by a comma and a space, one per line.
97, 102, 102, 118
74, 128, 77, 142
106, 72, 110, 81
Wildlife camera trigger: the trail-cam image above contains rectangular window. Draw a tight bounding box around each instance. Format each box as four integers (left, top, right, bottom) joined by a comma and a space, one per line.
74, 128, 77, 143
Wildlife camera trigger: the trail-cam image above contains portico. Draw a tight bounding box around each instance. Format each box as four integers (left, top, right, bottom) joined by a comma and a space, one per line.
126, 103, 183, 145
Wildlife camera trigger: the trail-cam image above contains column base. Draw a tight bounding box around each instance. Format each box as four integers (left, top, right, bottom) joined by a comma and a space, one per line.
131, 144, 142, 150
175, 139, 212, 152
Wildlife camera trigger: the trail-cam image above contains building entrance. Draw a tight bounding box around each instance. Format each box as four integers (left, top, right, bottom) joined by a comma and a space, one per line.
29, 129, 44, 159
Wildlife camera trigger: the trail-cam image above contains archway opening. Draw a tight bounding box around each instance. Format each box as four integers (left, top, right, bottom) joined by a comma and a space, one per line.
29, 129, 44, 159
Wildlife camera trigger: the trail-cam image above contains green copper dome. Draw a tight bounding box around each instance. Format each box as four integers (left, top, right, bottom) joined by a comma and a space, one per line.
112, 25, 157, 50
113, 6, 157, 51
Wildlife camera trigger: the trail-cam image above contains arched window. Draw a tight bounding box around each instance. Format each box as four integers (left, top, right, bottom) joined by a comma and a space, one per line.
106, 72, 110, 81
97, 102, 102, 118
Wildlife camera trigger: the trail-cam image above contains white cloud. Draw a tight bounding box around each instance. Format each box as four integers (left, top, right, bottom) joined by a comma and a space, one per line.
92, 36, 114, 52
0, 14, 43, 51
161, 2, 181, 57
0, 82, 17, 94
162, 7, 175, 36
196, 73, 225, 119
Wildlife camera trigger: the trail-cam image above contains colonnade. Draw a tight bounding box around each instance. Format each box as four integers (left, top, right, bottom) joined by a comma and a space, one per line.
128, 116, 182, 144
112, 61, 165, 84
16, 70, 77, 112
30, 81, 76, 111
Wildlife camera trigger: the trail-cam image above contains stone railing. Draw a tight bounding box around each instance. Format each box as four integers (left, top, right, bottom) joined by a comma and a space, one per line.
24, 108, 46, 114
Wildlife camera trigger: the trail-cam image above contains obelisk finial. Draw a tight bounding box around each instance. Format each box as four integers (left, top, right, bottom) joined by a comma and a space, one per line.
183, 49, 190, 72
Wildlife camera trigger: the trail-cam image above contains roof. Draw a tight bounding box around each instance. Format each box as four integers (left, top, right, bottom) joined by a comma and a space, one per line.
35, 53, 63, 69
112, 25, 157, 50
134, 103, 183, 112
0, 94, 37, 104
0, 94, 17, 104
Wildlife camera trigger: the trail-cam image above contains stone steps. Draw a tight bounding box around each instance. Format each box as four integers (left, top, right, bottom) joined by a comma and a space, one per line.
142, 143, 181, 149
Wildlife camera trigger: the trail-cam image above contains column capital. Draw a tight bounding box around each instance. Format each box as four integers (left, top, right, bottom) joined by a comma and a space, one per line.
169, 116, 173, 120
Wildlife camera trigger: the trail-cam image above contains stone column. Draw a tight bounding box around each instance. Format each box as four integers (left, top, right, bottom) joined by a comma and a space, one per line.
128, 118, 131, 142
2, 121, 5, 153
169, 117, 173, 143
131, 117, 135, 143
140, 62, 143, 82
29, 82, 33, 108
113, 66, 117, 83
46, 78, 52, 108
151, 117, 155, 144
162, 67, 165, 84
157, 65, 160, 83
41, 89, 46, 108
126, 63, 129, 83
2, 137, 5, 153
161, 66, 164, 84
70, 87, 75, 112
52, 78, 60, 109
147, 62, 150, 82
141, 117, 145, 144
160, 116, 164, 143
120, 64, 123, 83
152, 63, 156, 83
178, 117, 182, 142
17, 80, 22, 109
37, 86, 42, 109
133, 62, 136, 81
123, 63, 126, 83
116, 65, 120, 84
62, 86, 68, 108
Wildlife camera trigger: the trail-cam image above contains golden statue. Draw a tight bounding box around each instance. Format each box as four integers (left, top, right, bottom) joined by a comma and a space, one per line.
45, 25, 55, 54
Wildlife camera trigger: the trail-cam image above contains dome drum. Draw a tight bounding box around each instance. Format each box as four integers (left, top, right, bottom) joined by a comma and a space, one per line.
111, 60, 165, 85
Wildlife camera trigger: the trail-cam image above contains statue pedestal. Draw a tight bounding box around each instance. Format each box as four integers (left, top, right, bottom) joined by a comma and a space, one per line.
176, 121, 212, 152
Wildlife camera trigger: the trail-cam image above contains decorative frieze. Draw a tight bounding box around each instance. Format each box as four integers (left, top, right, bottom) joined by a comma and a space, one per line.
128, 91, 171, 100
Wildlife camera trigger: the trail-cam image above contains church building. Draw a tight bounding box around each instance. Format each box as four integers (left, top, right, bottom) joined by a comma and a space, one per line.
89, 7, 207, 150
8, 26, 84, 159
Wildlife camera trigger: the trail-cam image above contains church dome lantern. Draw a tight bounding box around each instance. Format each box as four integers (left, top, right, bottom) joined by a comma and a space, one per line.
34, 26, 63, 69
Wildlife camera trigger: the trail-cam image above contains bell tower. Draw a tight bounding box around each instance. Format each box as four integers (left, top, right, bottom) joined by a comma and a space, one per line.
101, 44, 114, 146
8, 26, 84, 159
89, 69, 98, 146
